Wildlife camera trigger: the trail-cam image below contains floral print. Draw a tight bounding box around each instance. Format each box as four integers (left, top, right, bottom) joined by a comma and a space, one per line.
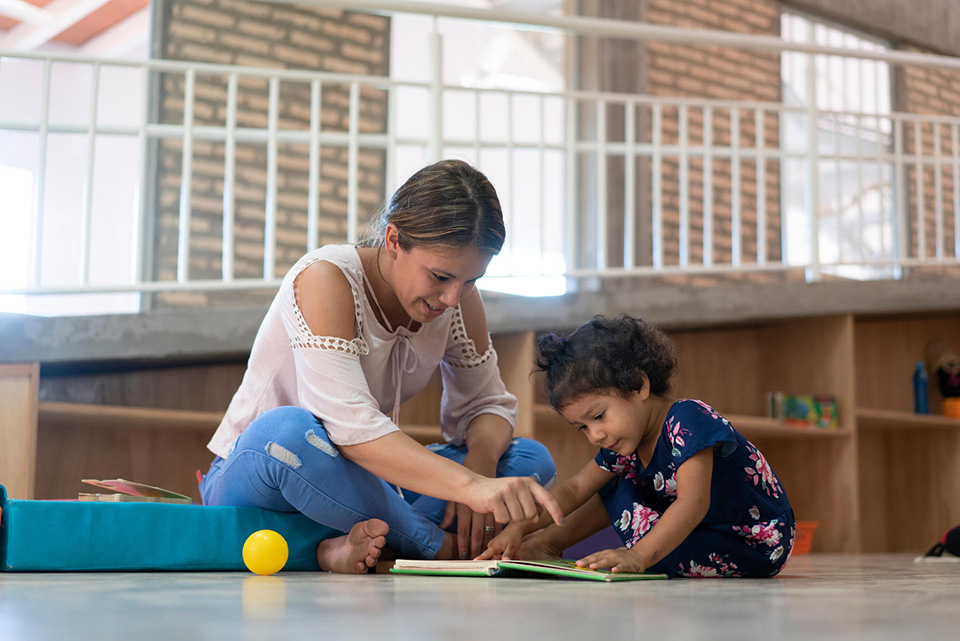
595, 399, 794, 579
653, 471, 677, 497
666, 415, 692, 457
680, 552, 742, 578
626, 503, 661, 547
744, 443, 783, 498
609, 454, 639, 482
736, 519, 783, 548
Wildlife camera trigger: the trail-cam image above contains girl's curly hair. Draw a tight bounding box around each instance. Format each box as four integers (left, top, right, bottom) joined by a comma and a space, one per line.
535, 314, 677, 411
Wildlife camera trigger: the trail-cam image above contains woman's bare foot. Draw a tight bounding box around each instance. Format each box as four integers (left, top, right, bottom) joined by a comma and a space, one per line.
316, 519, 389, 574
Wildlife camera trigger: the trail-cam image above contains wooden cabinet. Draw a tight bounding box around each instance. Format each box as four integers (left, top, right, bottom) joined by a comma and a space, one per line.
514, 311, 960, 554
4, 311, 958, 554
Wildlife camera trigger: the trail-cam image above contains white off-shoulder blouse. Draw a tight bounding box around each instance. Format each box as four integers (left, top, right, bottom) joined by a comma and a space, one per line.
206, 244, 518, 458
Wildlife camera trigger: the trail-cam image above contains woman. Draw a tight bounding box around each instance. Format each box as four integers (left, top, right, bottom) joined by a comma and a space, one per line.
200, 160, 562, 573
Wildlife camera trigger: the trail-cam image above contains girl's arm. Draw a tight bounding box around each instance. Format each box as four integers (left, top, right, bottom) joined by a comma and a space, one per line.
477, 460, 613, 559
517, 494, 612, 560
578, 447, 713, 572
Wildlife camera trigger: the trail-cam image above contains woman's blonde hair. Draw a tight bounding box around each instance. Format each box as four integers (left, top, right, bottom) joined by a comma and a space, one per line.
361, 159, 505, 254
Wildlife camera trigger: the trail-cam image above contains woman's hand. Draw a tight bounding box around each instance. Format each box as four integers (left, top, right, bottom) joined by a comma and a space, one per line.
440, 452, 501, 559
474, 523, 525, 560
464, 475, 565, 530
576, 547, 649, 573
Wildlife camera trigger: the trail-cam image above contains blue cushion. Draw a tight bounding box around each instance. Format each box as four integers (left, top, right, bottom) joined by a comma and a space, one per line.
0, 485, 340, 572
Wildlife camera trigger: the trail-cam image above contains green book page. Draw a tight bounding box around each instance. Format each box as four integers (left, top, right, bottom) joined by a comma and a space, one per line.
497, 559, 668, 582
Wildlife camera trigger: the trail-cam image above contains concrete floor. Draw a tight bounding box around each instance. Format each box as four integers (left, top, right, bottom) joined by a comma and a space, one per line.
0, 555, 957, 641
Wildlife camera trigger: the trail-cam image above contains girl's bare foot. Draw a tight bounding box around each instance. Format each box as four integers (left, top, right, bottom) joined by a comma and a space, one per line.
316, 519, 389, 574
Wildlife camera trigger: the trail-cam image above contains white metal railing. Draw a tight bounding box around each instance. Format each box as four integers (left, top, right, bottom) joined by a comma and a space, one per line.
1, 0, 960, 306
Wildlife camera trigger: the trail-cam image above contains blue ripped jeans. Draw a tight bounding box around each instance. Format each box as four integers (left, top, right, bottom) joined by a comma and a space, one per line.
199, 406, 557, 559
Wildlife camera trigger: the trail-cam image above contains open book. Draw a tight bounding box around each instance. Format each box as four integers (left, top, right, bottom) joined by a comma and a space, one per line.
390, 558, 668, 582
79, 479, 192, 504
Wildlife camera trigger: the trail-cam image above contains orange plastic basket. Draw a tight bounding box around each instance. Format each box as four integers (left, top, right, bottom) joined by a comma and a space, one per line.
793, 521, 818, 554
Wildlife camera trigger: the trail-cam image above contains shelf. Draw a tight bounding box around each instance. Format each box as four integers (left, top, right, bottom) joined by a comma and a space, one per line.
39, 401, 444, 445
857, 408, 960, 431
39, 402, 222, 431
398, 423, 443, 445
534, 404, 849, 441
730, 415, 852, 440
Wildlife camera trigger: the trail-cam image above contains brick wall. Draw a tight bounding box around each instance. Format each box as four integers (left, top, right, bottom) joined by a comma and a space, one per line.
645, 0, 783, 269
896, 48, 960, 266
151, 0, 390, 307
577, 0, 785, 284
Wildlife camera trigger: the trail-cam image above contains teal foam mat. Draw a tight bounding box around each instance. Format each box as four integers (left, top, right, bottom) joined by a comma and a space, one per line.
0, 485, 340, 572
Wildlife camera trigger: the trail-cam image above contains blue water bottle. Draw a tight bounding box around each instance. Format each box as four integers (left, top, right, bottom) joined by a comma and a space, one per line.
913, 361, 930, 414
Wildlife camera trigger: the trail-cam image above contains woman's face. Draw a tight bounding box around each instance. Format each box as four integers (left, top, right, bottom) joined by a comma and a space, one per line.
389, 240, 494, 323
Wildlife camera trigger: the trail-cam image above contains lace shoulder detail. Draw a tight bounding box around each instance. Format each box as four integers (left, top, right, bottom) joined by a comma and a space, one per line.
289, 257, 370, 356
446, 305, 494, 369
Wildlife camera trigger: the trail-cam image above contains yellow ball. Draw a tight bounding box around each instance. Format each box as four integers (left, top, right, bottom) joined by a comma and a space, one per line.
242, 530, 289, 576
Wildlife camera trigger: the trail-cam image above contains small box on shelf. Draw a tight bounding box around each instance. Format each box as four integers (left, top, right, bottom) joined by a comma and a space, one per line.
766, 392, 839, 429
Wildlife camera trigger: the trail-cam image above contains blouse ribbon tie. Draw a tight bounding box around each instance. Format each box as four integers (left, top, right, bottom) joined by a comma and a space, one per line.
390, 333, 419, 427
389, 334, 418, 499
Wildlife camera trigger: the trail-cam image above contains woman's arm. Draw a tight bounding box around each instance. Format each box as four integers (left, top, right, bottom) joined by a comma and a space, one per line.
440, 288, 516, 555
457, 286, 513, 466
295, 262, 562, 525
577, 447, 713, 572
341, 430, 560, 524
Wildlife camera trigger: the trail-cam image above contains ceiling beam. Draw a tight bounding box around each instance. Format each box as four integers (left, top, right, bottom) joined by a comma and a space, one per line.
0, 0, 54, 25
1, 0, 113, 51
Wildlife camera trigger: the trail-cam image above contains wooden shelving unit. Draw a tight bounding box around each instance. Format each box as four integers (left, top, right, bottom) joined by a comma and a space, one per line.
856, 408, 960, 431
3, 310, 958, 554
524, 310, 960, 555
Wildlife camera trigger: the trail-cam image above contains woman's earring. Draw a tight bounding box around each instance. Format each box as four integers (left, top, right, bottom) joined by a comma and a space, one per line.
390, 250, 397, 259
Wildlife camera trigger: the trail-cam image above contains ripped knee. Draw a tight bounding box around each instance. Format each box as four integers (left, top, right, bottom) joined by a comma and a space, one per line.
305, 429, 339, 458
265, 442, 302, 469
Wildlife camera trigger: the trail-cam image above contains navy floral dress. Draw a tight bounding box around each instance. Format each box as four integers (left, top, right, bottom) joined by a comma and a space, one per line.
595, 399, 795, 578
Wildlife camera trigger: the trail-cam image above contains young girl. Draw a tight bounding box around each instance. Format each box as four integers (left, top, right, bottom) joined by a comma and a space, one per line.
479, 314, 794, 578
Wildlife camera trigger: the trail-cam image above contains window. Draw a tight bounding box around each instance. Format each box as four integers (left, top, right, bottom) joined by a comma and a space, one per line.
390, 2, 568, 295
781, 12, 896, 279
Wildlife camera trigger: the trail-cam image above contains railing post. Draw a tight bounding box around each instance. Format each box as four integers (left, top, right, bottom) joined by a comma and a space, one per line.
894, 115, 907, 275
564, 94, 578, 277
428, 17, 442, 163
347, 82, 360, 244
81, 63, 101, 287
222, 73, 238, 281
31, 60, 51, 289
177, 69, 195, 284
806, 54, 821, 280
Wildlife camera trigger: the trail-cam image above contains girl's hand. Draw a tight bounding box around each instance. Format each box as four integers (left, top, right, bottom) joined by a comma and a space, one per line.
576, 547, 649, 573
474, 524, 525, 560
516, 531, 565, 561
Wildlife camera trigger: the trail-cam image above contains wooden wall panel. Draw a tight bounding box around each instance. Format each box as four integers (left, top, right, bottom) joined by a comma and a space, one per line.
855, 312, 960, 413
0, 364, 40, 500
34, 419, 212, 503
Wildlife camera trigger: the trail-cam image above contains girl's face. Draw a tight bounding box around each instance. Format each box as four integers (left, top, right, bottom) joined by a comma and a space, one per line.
387, 231, 493, 324
559, 387, 650, 457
